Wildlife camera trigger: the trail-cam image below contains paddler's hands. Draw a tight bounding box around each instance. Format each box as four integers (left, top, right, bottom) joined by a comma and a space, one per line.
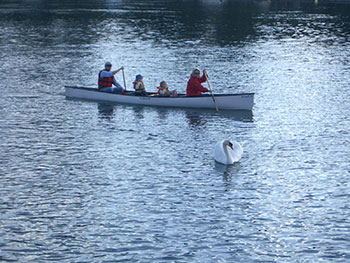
203, 69, 208, 79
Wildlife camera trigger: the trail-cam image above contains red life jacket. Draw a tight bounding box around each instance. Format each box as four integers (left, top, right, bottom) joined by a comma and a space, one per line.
98, 70, 114, 88
157, 87, 169, 96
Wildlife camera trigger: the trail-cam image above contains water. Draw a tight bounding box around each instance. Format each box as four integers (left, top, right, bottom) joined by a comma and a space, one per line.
1, 0, 349, 262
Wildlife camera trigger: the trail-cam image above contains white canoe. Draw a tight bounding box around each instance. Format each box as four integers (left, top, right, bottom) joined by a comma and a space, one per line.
65, 86, 254, 111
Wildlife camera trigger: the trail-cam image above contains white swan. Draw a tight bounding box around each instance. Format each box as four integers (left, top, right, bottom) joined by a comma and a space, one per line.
214, 139, 243, 165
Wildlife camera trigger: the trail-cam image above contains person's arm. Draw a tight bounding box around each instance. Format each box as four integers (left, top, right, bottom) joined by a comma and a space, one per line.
192, 79, 208, 93
112, 66, 124, 75
199, 70, 207, 83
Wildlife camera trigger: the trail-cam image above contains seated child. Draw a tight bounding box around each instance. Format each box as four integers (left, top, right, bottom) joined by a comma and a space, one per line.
133, 74, 146, 96
157, 81, 171, 96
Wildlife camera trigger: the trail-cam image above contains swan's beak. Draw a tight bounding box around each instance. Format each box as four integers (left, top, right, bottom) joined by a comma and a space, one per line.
229, 142, 234, 150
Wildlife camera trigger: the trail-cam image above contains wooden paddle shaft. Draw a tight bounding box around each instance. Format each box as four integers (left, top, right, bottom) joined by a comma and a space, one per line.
122, 68, 127, 90
204, 71, 219, 112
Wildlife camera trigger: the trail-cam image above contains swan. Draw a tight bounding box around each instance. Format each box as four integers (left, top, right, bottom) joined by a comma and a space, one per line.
214, 139, 243, 165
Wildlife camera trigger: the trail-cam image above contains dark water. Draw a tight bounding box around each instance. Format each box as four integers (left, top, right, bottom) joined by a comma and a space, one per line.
1, 0, 350, 262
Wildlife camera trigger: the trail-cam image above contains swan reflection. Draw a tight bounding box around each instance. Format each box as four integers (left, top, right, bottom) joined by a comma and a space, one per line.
214, 161, 242, 182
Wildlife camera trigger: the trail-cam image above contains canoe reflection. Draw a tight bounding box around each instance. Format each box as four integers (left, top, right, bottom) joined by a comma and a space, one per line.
185, 108, 253, 128
97, 103, 115, 119
96, 101, 253, 124
186, 112, 208, 127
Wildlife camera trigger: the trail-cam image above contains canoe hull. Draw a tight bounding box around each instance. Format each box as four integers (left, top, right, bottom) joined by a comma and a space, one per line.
65, 86, 254, 110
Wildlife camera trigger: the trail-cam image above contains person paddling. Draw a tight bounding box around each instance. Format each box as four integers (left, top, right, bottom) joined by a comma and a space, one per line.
98, 62, 124, 93
186, 68, 209, 96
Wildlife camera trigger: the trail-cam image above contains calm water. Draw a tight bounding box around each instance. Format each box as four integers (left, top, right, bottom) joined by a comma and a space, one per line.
1, 0, 350, 262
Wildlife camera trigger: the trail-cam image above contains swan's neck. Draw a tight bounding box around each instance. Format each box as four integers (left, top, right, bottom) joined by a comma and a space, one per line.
223, 142, 234, 163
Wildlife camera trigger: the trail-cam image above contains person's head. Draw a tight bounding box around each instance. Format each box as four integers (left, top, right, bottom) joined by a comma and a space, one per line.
191, 68, 201, 78
160, 81, 167, 88
135, 74, 143, 82
105, 62, 112, 71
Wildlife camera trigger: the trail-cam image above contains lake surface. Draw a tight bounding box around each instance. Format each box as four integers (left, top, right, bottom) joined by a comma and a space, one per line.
0, 0, 349, 262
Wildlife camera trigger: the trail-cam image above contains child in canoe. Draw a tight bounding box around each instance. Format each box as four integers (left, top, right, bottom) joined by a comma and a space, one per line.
157, 81, 177, 97
157, 81, 170, 96
133, 74, 146, 96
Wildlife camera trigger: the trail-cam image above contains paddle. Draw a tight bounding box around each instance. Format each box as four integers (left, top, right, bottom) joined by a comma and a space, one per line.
122, 67, 127, 91
204, 70, 219, 112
